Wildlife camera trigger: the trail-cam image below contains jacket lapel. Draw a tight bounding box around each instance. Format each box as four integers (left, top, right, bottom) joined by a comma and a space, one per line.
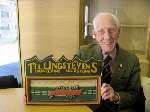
111, 47, 126, 87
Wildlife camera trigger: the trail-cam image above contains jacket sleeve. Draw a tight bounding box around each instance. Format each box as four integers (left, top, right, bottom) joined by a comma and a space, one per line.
118, 56, 141, 109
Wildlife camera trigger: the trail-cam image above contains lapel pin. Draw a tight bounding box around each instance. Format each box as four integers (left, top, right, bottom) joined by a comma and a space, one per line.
120, 64, 123, 68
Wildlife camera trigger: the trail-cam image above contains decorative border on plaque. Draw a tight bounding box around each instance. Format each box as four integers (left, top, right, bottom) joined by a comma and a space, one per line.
26, 76, 101, 104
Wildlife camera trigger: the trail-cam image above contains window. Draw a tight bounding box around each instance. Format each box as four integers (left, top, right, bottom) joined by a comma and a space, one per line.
0, 0, 20, 84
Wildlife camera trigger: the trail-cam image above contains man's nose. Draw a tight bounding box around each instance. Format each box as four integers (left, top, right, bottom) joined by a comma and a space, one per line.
104, 30, 111, 39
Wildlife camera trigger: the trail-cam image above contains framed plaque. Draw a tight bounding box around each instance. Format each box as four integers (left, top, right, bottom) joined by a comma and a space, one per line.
26, 76, 101, 104
24, 55, 101, 105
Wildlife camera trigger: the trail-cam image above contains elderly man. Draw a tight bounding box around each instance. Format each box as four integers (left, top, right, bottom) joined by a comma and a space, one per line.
76, 12, 144, 112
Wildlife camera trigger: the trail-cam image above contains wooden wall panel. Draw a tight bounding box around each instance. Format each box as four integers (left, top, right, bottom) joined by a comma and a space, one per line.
18, 0, 81, 86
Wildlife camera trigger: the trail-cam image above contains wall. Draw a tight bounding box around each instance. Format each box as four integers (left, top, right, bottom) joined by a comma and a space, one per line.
18, 0, 81, 85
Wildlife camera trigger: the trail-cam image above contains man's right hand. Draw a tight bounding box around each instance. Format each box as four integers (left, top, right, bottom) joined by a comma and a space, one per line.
101, 83, 116, 102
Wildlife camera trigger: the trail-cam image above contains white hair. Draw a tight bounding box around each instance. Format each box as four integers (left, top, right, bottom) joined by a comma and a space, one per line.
93, 12, 120, 32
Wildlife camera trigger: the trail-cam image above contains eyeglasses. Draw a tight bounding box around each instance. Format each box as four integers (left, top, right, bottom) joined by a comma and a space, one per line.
96, 27, 118, 35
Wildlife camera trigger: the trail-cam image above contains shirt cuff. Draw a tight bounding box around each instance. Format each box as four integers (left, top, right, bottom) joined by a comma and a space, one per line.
113, 91, 120, 104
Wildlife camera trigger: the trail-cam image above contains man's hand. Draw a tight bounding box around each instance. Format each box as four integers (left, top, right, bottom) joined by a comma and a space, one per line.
101, 83, 119, 103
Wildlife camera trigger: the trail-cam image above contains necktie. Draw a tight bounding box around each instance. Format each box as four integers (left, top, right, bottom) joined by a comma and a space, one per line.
102, 55, 112, 84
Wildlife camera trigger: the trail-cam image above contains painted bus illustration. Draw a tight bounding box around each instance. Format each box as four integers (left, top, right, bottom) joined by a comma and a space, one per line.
30, 85, 96, 101
48, 85, 82, 99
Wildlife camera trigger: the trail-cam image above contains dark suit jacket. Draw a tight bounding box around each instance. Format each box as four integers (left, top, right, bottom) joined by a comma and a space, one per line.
76, 43, 141, 111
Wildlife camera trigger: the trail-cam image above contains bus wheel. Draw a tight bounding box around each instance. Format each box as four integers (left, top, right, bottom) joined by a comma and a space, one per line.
66, 95, 75, 100
49, 95, 54, 99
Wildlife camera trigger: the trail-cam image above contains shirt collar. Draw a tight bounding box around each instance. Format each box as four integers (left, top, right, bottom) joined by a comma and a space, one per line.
102, 46, 117, 61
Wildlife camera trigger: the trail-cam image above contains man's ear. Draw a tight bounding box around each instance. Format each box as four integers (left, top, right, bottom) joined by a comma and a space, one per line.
117, 27, 121, 38
118, 27, 120, 33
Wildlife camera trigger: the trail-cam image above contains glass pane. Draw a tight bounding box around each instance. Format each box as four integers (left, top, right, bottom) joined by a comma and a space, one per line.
0, 0, 20, 85
119, 27, 147, 55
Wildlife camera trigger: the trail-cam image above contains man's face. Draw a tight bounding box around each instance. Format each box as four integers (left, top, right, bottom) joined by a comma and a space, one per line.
94, 15, 120, 54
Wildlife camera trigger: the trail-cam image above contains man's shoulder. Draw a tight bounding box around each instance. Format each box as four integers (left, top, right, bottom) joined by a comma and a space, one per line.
76, 43, 101, 60
79, 43, 99, 51
119, 47, 139, 62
